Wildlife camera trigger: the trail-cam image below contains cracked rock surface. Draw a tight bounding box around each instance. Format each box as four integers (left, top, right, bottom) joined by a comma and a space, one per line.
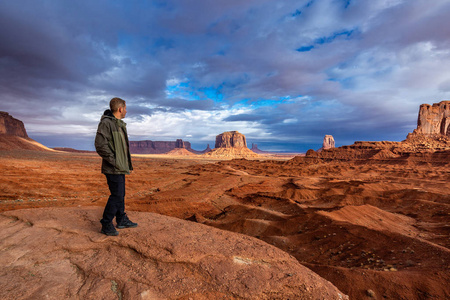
0, 206, 347, 300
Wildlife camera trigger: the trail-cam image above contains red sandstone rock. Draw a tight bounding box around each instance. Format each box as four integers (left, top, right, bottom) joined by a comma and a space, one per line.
204, 147, 260, 158
130, 140, 186, 154
215, 131, 247, 148
205, 131, 260, 158
318, 135, 335, 152
414, 100, 450, 136
201, 144, 212, 154
129, 139, 203, 154
322, 135, 335, 149
175, 138, 185, 148
0, 112, 52, 151
0, 111, 28, 138
165, 148, 197, 156
0, 207, 348, 300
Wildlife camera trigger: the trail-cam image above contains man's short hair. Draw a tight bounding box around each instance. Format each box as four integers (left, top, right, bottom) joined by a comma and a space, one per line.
110, 97, 126, 112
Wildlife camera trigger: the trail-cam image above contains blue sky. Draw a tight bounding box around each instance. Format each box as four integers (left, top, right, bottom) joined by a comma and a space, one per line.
1, 0, 450, 152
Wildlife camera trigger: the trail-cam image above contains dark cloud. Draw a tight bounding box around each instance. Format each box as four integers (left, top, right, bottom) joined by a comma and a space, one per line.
1, 0, 450, 152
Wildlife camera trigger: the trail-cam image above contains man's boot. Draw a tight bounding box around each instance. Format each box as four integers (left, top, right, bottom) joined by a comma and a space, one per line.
116, 213, 138, 229
101, 222, 119, 236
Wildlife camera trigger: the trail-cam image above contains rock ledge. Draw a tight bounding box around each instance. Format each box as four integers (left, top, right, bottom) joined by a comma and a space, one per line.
0, 207, 347, 300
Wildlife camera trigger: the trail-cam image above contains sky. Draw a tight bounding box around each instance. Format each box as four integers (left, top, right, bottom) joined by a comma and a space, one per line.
1, 0, 450, 152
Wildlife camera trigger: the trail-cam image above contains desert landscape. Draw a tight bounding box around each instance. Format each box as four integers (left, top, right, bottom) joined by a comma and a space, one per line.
1, 101, 449, 299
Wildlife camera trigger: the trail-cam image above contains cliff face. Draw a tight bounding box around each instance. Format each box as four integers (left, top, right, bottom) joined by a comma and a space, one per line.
215, 131, 247, 148
0, 111, 53, 151
322, 135, 335, 150
414, 101, 450, 136
0, 111, 28, 138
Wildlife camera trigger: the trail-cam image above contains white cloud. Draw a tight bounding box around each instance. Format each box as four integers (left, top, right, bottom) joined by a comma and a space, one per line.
128, 106, 267, 143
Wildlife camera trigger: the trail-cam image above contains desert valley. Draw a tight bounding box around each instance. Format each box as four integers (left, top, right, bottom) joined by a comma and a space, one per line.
0, 101, 449, 299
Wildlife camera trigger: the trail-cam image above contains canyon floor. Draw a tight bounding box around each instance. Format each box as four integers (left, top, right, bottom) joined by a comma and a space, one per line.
1, 149, 449, 299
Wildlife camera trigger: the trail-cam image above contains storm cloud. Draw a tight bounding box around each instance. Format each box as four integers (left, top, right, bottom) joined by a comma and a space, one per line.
1, 0, 449, 151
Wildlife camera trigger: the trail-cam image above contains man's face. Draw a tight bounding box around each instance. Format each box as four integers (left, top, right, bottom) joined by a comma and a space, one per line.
118, 104, 127, 119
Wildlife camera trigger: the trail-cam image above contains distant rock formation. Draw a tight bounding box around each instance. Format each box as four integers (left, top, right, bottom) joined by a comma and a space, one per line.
0, 111, 28, 138
215, 131, 247, 148
130, 139, 194, 154
206, 131, 260, 158
53, 147, 95, 154
0, 111, 52, 151
201, 144, 212, 154
413, 100, 450, 136
305, 139, 450, 163
165, 148, 197, 156
250, 143, 270, 154
322, 135, 335, 149
304, 101, 450, 162
316, 135, 335, 152
175, 139, 185, 148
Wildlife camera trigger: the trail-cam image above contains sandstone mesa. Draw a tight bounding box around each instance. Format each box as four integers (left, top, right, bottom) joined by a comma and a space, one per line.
205, 131, 261, 158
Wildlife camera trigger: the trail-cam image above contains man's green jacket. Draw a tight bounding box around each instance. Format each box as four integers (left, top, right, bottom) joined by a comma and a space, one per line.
95, 109, 133, 174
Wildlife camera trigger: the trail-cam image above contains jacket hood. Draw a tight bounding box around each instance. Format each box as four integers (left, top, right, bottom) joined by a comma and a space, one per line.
101, 109, 127, 127
102, 109, 114, 118
101, 109, 116, 122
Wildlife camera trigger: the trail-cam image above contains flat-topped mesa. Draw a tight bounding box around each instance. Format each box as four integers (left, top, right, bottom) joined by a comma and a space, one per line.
414, 100, 450, 136
130, 140, 194, 154
215, 131, 247, 148
0, 111, 28, 138
206, 131, 259, 158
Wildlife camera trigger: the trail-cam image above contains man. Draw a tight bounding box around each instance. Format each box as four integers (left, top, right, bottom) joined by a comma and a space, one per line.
95, 97, 137, 236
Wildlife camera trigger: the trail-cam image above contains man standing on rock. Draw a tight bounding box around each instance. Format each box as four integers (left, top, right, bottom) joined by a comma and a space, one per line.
95, 97, 137, 236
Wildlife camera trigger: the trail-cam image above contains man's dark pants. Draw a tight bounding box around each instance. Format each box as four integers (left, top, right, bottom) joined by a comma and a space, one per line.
100, 174, 126, 225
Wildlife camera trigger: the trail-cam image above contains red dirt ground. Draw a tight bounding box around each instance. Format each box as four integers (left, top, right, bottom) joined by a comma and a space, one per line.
0, 149, 449, 299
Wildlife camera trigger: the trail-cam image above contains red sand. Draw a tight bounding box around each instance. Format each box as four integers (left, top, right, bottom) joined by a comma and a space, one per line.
0, 149, 449, 299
